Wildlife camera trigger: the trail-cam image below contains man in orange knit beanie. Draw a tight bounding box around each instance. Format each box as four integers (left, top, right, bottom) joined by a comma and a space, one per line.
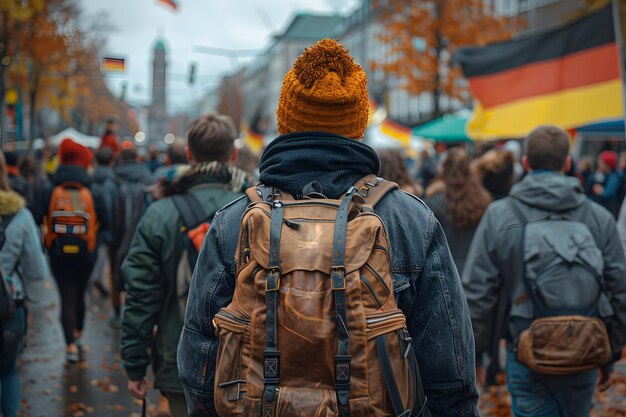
179, 39, 478, 417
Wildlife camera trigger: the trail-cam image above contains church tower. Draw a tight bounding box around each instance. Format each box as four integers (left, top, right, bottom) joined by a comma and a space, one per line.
148, 39, 168, 143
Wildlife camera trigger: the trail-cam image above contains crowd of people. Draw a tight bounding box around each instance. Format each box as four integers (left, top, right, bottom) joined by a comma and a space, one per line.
0, 39, 625, 417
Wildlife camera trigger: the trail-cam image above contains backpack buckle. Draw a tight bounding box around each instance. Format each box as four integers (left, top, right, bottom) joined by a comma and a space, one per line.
331, 267, 346, 290
266, 268, 281, 292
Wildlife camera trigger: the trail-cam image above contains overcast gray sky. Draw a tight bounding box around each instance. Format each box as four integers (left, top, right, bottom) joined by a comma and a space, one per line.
81, 0, 359, 113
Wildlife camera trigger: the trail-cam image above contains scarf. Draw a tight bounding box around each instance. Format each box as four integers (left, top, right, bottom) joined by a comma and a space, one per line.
259, 131, 380, 199
153, 161, 248, 199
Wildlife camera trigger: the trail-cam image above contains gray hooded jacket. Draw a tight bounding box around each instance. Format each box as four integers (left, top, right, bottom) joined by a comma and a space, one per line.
462, 172, 626, 362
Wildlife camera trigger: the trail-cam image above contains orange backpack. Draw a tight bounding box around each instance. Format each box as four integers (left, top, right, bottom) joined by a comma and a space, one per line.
44, 182, 99, 258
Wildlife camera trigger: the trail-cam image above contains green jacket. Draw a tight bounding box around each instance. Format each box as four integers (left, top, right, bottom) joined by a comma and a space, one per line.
121, 174, 243, 393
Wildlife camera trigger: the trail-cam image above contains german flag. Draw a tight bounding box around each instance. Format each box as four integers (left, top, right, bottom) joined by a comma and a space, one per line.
380, 118, 411, 147
456, 5, 624, 140
243, 130, 265, 155
157, 0, 178, 12
101, 57, 125, 73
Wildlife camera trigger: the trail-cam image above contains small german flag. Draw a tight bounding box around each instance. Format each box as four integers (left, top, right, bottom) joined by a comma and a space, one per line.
243, 130, 265, 155
157, 0, 178, 12
101, 57, 125, 73
380, 118, 411, 147
456, 5, 624, 140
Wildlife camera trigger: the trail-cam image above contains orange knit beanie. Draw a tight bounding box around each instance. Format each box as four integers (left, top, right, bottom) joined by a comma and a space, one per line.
276, 39, 369, 139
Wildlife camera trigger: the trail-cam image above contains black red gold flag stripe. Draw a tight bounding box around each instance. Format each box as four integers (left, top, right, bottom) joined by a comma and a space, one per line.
455, 5, 624, 140
101, 57, 125, 73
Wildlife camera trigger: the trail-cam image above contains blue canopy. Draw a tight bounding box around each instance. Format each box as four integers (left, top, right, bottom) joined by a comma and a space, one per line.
577, 120, 625, 133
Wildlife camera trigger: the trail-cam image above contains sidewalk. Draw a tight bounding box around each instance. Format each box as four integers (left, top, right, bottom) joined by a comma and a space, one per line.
18, 278, 161, 417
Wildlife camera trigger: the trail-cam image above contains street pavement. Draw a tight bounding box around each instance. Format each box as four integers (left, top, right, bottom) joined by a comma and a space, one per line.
19, 278, 161, 417
18, 275, 626, 417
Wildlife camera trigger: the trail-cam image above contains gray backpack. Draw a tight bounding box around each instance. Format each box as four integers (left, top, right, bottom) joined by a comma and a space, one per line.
510, 199, 611, 374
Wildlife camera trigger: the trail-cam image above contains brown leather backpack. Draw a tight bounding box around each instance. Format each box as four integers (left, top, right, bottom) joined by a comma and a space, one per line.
213, 175, 429, 417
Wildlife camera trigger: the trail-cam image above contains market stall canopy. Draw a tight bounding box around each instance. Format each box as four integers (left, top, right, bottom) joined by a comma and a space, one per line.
412, 112, 472, 143
576, 120, 625, 134
50, 128, 100, 149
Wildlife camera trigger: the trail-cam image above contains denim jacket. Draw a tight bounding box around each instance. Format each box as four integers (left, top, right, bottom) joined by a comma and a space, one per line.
178, 189, 479, 417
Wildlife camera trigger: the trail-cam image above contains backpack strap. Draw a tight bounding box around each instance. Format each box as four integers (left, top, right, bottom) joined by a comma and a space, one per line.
354, 174, 399, 208
508, 198, 538, 313
172, 193, 207, 230
262, 199, 284, 416
331, 187, 360, 417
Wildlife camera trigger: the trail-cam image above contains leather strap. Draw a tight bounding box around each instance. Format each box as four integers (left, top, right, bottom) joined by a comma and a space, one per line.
263, 200, 284, 414
353, 175, 399, 208
376, 335, 410, 417
331, 187, 358, 417
401, 330, 430, 417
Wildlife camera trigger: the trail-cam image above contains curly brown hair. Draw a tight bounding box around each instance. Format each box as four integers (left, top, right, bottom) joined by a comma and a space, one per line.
378, 149, 422, 196
442, 148, 492, 228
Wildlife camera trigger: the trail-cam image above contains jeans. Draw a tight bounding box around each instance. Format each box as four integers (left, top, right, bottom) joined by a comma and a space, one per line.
0, 306, 26, 417
506, 350, 597, 417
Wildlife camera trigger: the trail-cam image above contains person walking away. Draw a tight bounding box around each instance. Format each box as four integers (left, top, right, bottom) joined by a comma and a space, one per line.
110, 145, 154, 326
463, 126, 626, 417
3, 152, 28, 199
378, 148, 423, 196
44, 138, 107, 363
178, 39, 478, 417
17, 153, 52, 227
90, 148, 118, 299
0, 151, 49, 417
590, 150, 623, 218
471, 149, 516, 200
121, 113, 246, 417
153, 137, 188, 181
424, 148, 491, 274
99, 117, 120, 157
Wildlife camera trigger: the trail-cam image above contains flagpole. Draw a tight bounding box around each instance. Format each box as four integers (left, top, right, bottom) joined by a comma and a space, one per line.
612, 0, 626, 139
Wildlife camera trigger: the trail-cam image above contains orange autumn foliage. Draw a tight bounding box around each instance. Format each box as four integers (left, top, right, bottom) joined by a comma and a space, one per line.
371, 0, 524, 117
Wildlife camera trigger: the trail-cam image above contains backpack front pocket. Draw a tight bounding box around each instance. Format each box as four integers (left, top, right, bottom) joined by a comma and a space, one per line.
213, 310, 251, 417
365, 310, 420, 416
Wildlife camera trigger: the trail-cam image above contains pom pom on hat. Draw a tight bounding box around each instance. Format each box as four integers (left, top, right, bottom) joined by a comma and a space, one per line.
276, 39, 369, 139
59, 138, 92, 169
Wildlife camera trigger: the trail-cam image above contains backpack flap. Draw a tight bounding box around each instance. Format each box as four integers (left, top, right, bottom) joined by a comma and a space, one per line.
243, 200, 378, 277
525, 220, 603, 316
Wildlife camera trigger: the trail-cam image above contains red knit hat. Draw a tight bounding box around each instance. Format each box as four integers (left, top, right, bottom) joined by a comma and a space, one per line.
59, 138, 93, 168
599, 150, 618, 170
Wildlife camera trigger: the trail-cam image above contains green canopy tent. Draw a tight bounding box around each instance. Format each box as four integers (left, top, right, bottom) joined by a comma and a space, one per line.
412, 112, 472, 143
